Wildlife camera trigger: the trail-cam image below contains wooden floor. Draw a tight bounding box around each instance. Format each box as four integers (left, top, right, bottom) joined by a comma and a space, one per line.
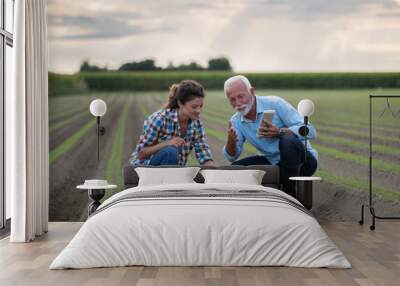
0, 222, 399, 286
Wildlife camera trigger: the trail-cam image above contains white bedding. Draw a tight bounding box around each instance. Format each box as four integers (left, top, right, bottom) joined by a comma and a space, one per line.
50, 183, 351, 269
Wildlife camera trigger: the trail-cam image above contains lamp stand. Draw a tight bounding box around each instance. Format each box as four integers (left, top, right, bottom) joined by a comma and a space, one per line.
97, 117, 100, 161
298, 116, 309, 163
88, 189, 105, 216
96, 116, 106, 162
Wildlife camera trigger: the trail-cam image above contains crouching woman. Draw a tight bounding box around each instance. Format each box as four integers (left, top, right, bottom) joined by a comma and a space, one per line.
130, 80, 215, 166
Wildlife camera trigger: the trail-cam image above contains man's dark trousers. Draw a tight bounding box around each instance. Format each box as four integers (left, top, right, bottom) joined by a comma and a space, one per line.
232, 133, 317, 197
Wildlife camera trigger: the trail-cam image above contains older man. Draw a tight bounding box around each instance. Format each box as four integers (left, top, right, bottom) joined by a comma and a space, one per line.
223, 75, 318, 197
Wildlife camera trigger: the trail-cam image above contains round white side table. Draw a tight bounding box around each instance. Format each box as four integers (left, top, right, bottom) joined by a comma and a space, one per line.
77, 182, 117, 216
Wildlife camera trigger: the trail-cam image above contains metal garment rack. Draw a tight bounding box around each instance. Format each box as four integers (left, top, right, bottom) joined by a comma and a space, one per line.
359, 95, 400, 230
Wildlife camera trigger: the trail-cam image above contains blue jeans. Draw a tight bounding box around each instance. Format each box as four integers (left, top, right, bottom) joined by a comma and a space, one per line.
232, 133, 317, 197
149, 146, 179, 165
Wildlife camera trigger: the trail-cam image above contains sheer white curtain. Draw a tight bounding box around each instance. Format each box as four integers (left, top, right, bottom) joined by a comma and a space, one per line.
6, 0, 49, 242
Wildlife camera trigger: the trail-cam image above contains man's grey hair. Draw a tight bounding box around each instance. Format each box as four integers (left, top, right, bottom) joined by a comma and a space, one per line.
224, 75, 252, 95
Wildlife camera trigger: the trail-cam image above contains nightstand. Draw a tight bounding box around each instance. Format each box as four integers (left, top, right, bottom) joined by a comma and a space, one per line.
77, 180, 117, 216
289, 176, 322, 210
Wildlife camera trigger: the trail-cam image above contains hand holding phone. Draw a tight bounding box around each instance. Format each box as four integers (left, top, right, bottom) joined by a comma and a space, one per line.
257, 110, 275, 137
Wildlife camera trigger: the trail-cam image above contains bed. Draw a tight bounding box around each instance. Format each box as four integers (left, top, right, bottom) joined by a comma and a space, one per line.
50, 165, 350, 269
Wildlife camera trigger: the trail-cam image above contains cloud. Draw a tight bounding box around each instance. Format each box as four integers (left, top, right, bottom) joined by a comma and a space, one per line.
47, 0, 400, 73
377, 11, 400, 18
48, 15, 145, 40
47, 8, 179, 40
47, 0, 182, 40
241, 0, 400, 21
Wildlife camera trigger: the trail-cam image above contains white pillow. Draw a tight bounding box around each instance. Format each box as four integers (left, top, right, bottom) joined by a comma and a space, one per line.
200, 169, 266, 185
135, 167, 201, 186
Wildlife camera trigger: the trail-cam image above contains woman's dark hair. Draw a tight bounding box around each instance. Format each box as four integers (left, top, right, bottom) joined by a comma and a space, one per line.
165, 80, 205, 109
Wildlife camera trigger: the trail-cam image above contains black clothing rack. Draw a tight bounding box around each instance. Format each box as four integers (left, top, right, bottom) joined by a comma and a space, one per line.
359, 95, 400, 230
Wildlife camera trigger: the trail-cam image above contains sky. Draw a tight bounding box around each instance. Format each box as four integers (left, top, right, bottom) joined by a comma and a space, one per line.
47, 0, 400, 74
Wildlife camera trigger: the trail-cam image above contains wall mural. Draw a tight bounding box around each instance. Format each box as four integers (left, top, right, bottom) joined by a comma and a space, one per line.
47, 0, 400, 222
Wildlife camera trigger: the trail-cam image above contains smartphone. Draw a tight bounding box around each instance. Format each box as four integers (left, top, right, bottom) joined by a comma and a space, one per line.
257, 110, 275, 136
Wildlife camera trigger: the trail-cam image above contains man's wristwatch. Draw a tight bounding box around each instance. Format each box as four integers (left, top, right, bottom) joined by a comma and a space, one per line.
278, 128, 285, 136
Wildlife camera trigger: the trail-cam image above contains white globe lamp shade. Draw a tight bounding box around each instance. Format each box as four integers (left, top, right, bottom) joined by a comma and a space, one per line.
89, 99, 107, 117
297, 99, 315, 117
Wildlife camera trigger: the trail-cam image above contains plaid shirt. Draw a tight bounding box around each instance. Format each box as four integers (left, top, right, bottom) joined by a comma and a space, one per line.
130, 108, 213, 166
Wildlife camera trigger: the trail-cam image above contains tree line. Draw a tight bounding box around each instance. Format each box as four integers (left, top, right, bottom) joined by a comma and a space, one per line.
80, 57, 232, 72
49, 71, 400, 97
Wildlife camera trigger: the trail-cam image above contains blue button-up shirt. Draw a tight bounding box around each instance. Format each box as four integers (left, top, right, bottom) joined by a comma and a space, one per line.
223, 95, 318, 165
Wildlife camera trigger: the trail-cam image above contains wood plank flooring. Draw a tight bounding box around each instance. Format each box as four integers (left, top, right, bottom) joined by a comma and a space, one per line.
0, 222, 399, 286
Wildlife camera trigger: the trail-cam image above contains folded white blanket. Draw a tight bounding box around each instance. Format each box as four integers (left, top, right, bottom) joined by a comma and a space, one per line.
50, 183, 351, 269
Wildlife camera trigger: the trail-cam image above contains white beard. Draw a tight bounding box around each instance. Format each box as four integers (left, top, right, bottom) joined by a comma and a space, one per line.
235, 97, 254, 116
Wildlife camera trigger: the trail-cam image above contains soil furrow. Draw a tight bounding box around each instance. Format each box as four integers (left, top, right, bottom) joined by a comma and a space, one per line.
49, 96, 129, 221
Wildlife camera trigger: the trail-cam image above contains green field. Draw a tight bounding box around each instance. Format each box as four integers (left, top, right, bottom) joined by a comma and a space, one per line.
202, 90, 400, 201
49, 88, 400, 220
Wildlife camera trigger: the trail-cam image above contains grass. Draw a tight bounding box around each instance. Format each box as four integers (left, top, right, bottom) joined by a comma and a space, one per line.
204, 89, 400, 129
204, 124, 400, 202
187, 154, 198, 166
137, 98, 150, 119
49, 96, 118, 134
203, 102, 400, 159
313, 144, 400, 174
49, 89, 400, 204
201, 111, 400, 174
312, 119, 400, 135
49, 109, 91, 133
49, 95, 94, 121
316, 170, 400, 202
317, 125, 400, 145
49, 119, 96, 165
203, 101, 400, 145
104, 96, 134, 199
203, 110, 400, 160
202, 103, 400, 160
316, 133, 400, 157
50, 105, 88, 124
49, 97, 119, 165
